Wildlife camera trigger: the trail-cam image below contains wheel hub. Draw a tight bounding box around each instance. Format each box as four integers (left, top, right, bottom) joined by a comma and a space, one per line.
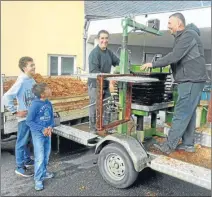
105, 153, 125, 181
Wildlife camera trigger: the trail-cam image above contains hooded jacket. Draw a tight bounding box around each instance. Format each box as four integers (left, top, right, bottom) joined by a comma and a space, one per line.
26, 98, 55, 134
152, 23, 208, 83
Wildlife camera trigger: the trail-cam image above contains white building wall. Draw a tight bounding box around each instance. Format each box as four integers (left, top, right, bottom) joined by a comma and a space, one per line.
88, 7, 211, 36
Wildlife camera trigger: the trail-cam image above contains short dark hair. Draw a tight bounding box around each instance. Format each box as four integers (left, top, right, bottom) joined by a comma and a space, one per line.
97, 30, 109, 38
18, 56, 33, 72
32, 83, 47, 97
169, 12, 186, 26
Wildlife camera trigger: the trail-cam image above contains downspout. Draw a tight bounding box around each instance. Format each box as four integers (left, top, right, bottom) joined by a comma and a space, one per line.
83, 17, 90, 71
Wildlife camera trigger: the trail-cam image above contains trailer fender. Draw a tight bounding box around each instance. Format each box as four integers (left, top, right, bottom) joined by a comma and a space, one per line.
95, 133, 149, 172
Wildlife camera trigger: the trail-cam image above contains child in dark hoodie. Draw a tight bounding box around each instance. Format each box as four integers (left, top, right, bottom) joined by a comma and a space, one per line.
26, 83, 54, 191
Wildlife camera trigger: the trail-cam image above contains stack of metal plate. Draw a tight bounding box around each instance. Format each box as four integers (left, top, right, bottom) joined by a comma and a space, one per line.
132, 73, 171, 106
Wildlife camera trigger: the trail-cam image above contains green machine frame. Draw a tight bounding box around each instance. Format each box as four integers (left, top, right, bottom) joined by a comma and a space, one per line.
117, 17, 175, 139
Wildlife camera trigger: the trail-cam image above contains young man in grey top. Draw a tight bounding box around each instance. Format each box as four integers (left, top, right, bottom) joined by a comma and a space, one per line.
88, 30, 120, 133
141, 13, 207, 154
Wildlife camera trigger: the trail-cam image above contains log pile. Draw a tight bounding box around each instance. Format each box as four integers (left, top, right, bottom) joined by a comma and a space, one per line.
3, 73, 88, 98
33, 74, 88, 97
3, 74, 89, 116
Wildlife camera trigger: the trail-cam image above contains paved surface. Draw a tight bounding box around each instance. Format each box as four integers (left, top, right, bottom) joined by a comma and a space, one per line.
1, 139, 211, 196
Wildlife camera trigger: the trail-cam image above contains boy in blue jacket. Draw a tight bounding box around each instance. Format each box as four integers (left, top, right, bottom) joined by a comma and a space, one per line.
26, 83, 54, 191
3, 56, 36, 177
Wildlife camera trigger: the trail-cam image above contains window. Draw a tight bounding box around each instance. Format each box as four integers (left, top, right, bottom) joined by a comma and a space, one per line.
48, 55, 76, 76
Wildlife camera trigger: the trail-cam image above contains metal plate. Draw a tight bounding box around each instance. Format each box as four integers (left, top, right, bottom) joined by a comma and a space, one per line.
105, 76, 159, 83
131, 101, 174, 112
53, 125, 99, 146
148, 155, 211, 190
70, 73, 159, 83
70, 73, 109, 78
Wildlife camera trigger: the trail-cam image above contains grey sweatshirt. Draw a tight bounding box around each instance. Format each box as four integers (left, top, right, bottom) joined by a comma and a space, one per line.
3, 73, 36, 122
88, 45, 120, 88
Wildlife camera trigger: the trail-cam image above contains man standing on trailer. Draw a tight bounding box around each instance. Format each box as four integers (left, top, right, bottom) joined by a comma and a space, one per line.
88, 30, 120, 134
141, 13, 207, 154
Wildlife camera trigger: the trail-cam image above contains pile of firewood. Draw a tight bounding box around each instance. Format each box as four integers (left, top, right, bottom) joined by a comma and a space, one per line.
3, 73, 88, 97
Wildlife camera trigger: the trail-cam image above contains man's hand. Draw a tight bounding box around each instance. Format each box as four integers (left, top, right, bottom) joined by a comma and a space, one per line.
140, 63, 153, 71
111, 80, 117, 86
16, 111, 28, 118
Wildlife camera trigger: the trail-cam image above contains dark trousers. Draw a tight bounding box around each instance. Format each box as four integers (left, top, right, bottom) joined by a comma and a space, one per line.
88, 84, 111, 129
167, 82, 204, 149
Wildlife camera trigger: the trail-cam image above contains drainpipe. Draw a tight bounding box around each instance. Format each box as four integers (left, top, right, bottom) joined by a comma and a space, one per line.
83, 18, 90, 71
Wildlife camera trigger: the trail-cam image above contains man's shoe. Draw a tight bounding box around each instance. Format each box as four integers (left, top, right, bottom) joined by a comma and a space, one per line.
176, 144, 195, 153
24, 159, 34, 168
44, 171, 54, 179
154, 142, 173, 155
35, 181, 44, 191
15, 167, 34, 177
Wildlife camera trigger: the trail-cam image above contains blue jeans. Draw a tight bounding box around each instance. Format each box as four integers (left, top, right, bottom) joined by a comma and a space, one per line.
167, 82, 204, 149
16, 121, 32, 168
31, 131, 51, 182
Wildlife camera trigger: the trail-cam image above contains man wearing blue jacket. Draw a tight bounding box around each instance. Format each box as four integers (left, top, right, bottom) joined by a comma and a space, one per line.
141, 13, 207, 154
3, 56, 36, 177
26, 83, 54, 191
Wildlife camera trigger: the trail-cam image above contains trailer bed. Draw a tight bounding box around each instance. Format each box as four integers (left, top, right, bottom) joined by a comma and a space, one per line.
148, 154, 211, 190
146, 138, 211, 190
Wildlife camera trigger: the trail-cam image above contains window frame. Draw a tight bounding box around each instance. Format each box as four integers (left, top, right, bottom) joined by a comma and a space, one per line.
48, 54, 76, 76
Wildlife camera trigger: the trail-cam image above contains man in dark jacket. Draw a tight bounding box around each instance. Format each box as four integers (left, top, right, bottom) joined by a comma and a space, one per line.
141, 13, 207, 154
88, 30, 120, 133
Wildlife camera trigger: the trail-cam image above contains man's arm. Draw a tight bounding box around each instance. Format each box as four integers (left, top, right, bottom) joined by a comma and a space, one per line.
3, 79, 22, 114
152, 31, 195, 68
111, 52, 120, 67
89, 52, 101, 73
26, 104, 46, 133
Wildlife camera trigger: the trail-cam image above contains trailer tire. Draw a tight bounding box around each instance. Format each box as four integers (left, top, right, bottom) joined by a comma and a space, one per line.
98, 143, 138, 188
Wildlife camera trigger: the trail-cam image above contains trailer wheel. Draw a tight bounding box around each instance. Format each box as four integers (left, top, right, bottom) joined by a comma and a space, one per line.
98, 143, 138, 188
